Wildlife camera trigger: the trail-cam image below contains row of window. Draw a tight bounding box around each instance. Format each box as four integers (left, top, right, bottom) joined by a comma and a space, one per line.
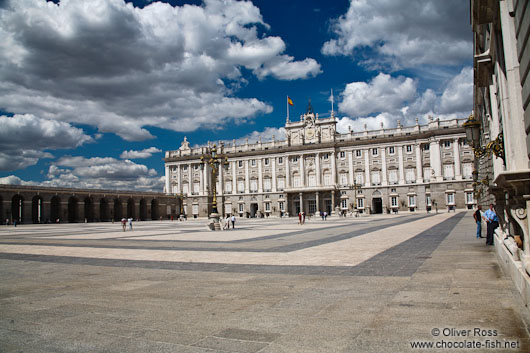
221, 192, 474, 213
177, 164, 474, 193
171, 140, 463, 172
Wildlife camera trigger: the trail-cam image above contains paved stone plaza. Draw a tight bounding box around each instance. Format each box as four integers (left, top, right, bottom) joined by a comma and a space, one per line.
0, 212, 529, 352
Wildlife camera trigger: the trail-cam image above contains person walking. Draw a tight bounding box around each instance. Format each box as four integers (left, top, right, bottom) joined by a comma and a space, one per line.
473, 205, 484, 239
298, 212, 302, 225
121, 217, 126, 232
128, 217, 133, 231
483, 204, 499, 245
231, 215, 236, 229
224, 215, 230, 230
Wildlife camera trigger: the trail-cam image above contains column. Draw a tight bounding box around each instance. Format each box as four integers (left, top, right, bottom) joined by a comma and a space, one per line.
165, 165, 170, 194
499, 0, 528, 171
331, 151, 337, 185
244, 160, 250, 193
285, 156, 290, 188
188, 163, 192, 197
453, 138, 461, 180
364, 149, 370, 187
315, 153, 321, 185
219, 162, 224, 195
398, 145, 405, 184
177, 165, 181, 194
316, 192, 320, 213
300, 154, 305, 187
415, 144, 423, 183
331, 190, 335, 215
348, 150, 354, 185
381, 148, 388, 186
299, 193, 303, 213
200, 164, 205, 196
430, 140, 442, 181
272, 157, 277, 192
232, 161, 237, 194
258, 158, 263, 193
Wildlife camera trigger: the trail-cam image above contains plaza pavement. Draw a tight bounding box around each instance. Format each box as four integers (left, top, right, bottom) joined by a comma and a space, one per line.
0, 212, 529, 352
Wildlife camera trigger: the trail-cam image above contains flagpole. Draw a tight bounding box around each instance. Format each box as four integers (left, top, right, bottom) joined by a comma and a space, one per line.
286, 95, 289, 123
331, 89, 334, 117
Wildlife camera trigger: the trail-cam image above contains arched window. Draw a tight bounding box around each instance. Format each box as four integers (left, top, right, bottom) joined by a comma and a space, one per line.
339, 172, 348, 186
307, 171, 316, 186
323, 171, 332, 186
293, 172, 301, 187
250, 178, 258, 192
263, 177, 271, 191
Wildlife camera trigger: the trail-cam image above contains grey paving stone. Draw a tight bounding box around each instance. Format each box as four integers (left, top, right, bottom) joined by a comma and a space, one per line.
1, 213, 529, 352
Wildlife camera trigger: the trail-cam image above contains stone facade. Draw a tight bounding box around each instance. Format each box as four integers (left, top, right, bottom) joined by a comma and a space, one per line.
164, 109, 475, 218
471, 0, 530, 305
0, 185, 180, 224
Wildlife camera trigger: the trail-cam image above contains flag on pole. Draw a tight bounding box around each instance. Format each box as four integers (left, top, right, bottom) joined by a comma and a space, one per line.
287, 96, 294, 106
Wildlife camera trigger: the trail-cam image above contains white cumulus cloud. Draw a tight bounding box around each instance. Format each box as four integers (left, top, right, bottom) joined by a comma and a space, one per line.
120, 147, 162, 159
339, 73, 417, 117
322, 0, 471, 70
0, 0, 321, 141
0, 114, 92, 171
336, 68, 473, 131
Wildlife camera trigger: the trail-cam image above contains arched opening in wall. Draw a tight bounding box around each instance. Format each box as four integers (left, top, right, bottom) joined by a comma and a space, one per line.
371, 190, 383, 214
114, 198, 122, 221
139, 199, 147, 221
32, 196, 44, 223
68, 196, 78, 223
127, 198, 135, 219
50, 196, 61, 223
151, 199, 159, 220
11, 195, 24, 223
100, 198, 109, 221
84, 197, 93, 222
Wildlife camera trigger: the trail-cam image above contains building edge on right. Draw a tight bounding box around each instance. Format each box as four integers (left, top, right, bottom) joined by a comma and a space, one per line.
471, 0, 530, 306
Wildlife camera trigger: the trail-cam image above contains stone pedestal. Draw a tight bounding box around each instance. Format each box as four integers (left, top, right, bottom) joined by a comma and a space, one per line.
209, 212, 221, 231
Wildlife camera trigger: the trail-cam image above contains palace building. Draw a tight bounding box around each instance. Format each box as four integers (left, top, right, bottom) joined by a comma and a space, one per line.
164, 104, 475, 218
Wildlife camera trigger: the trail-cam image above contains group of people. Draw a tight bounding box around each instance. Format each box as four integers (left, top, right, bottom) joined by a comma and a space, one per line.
298, 211, 306, 225
473, 204, 499, 245
120, 217, 133, 231
220, 215, 236, 230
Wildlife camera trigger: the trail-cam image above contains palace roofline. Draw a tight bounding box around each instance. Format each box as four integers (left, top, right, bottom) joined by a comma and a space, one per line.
165, 117, 466, 162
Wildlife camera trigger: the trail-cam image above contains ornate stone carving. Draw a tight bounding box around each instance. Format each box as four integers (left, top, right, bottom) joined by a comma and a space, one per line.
508, 204, 528, 242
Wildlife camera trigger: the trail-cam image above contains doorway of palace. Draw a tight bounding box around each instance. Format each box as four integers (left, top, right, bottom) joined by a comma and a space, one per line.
68, 196, 78, 223
324, 199, 332, 215
139, 199, 147, 220
84, 197, 93, 222
151, 199, 159, 220
50, 196, 61, 222
294, 201, 300, 215
32, 196, 43, 223
372, 198, 383, 214
250, 203, 258, 217
12, 195, 24, 223
100, 198, 109, 221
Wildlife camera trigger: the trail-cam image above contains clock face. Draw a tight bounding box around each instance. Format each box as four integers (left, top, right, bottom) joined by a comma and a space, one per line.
306, 128, 315, 139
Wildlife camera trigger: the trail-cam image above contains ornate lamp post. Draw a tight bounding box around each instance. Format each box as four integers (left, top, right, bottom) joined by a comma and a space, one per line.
349, 181, 361, 215
200, 144, 229, 230
463, 113, 505, 162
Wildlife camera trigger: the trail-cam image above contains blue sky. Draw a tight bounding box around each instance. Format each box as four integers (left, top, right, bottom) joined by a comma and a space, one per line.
0, 0, 472, 191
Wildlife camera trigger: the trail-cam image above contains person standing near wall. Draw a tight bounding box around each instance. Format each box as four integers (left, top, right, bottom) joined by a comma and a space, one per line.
473, 205, 484, 239
483, 204, 499, 245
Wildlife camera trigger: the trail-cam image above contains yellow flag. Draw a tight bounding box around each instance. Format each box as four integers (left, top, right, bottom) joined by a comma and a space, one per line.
287, 97, 294, 106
